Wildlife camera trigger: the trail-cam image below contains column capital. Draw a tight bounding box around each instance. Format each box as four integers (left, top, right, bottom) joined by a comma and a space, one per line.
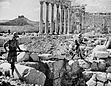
45, 2, 49, 5
56, 4, 59, 8
68, 7, 71, 10
63, 5, 68, 9
61, 5, 63, 9
51, 3, 54, 6
40, 1, 44, 4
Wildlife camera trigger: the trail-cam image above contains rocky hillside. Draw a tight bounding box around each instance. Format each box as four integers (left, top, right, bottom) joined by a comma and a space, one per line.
0, 15, 38, 26
0, 16, 39, 33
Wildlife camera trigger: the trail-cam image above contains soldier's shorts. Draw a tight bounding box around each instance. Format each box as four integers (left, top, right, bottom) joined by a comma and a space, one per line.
7, 52, 17, 63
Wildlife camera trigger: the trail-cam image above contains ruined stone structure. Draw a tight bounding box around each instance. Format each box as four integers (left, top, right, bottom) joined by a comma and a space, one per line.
39, 0, 71, 35
70, 5, 86, 33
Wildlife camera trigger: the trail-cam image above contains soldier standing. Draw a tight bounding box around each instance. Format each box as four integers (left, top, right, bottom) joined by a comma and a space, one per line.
3, 32, 23, 77
74, 34, 86, 59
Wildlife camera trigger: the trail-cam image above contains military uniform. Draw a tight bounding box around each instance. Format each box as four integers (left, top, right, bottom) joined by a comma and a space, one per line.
74, 35, 86, 59
3, 32, 22, 76
4, 39, 19, 63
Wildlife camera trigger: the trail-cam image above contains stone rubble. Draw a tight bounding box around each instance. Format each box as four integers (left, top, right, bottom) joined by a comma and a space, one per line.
0, 34, 111, 86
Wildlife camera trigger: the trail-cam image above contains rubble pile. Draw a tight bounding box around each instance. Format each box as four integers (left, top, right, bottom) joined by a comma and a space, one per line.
1, 34, 111, 86
24, 35, 72, 60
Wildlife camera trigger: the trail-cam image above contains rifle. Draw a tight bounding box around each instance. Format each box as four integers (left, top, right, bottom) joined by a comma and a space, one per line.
0, 50, 38, 56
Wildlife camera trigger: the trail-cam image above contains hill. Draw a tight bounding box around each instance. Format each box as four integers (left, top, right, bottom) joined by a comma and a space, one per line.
0, 16, 39, 33
0, 15, 38, 26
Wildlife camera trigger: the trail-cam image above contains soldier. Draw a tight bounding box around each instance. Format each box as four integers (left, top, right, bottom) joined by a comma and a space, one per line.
3, 32, 23, 77
74, 33, 86, 59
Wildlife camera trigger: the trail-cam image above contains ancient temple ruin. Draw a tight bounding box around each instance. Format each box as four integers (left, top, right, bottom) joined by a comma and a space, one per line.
39, 0, 71, 35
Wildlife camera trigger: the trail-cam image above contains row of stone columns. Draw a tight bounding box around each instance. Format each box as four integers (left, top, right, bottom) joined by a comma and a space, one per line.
39, 1, 71, 35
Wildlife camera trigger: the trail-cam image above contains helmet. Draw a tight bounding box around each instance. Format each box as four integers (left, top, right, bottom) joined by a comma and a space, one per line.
13, 32, 19, 38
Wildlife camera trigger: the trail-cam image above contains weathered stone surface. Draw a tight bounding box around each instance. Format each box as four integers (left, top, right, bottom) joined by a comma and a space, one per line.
98, 60, 106, 71
91, 74, 97, 81
86, 78, 96, 86
97, 81, 104, 86
17, 52, 30, 62
94, 51, 109, 58
43, 60, 55, 79
92, 45, 109, 58
107, 73, 111, 80
2, 53, 8, 59
91, 61, 99, 71
53, 60, 65, 79
43, 60, 65, 86
106, 67, 111, 73
78, 59, 90, 69
38, 54, 52, 60
105, 81, 111, 86
106, 58, 111, 66
0, 63, 46, 85
93, 45, 107, 51
30, 53, 39, 61
70, 60, 82, 74
23, 62, 49, 77
83, 71, 93, 81
96, 72, 107, 82
23, 69, 46, 86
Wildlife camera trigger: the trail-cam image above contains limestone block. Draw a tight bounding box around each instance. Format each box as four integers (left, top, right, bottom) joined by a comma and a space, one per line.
96, 72, 107, 82
53, 60, 65, 71
17, 52, 30, 62
83, 71, 93, 81
106, 67, 111, 73
38, 54, 52, 60
106, 58, 111, 66
97, 81, 104, 86
0, 63, 46, 86
43, 61, 55, 79
91, 74, 97, 81
30, 53, 39, 61
94, 51, 109, 58
78, 59, 90, 69
23, 69, 46, 86
86, 78, 96, 86
53, 60, 65, 78
92, 45, 109, 58
98, 60, 106, 71
91, 62, 99, 71
93, 45, 107, 51
43, 60, 65, 86
107, 73, 111, 80
24, 62, 47, 75
71, 60, 82, 74
105, 81, 111, 86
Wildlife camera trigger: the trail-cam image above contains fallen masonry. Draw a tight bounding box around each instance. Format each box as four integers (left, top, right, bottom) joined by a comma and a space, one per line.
0, 34, 111, 86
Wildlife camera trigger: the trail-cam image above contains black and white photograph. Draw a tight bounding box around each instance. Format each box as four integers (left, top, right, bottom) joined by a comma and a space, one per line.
0, 0, 111, 86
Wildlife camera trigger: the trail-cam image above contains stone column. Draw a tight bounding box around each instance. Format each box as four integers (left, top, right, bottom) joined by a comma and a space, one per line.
50, 3, 54, 34
45, 2, 49, 35
55, 4, 59, 34
67, 7, 70, 34
59, 5, 63, 34
80, 11, 82, 32
63, 6, 67, 34
39, 1, 44, 34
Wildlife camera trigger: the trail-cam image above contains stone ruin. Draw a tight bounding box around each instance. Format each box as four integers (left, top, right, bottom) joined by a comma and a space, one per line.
39, 0, 71, 35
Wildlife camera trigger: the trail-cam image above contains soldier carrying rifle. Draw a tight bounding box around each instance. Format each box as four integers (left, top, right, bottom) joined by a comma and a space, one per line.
3, 32, 23, 77
70, 33, 86, 59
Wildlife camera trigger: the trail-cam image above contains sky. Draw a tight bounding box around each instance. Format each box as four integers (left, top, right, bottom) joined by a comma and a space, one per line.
0, 0, 111, 21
